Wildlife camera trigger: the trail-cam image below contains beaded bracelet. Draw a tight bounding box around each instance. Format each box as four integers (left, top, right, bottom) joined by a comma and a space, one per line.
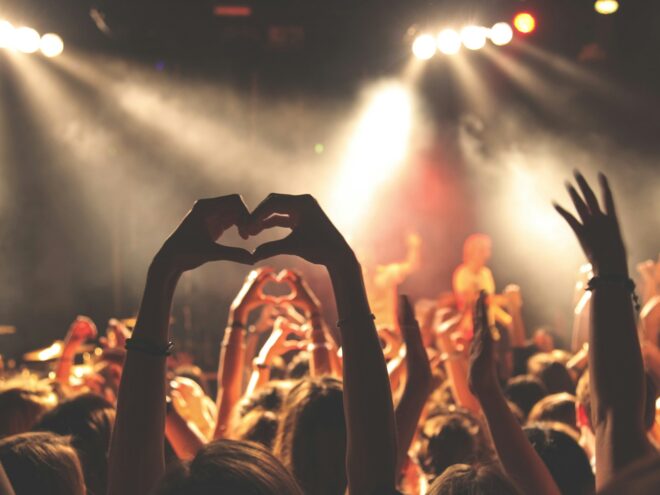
125, 337, 175, 357
586, 275, 641, 311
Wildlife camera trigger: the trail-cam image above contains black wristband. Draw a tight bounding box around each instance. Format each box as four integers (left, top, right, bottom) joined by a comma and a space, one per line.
586, 275, 641, 311
125, 337, 174, 357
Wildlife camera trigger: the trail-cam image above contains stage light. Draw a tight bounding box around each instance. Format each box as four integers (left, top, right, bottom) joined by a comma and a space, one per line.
14, 26, 40, 53
437, 29, 461, 55
594, 0, 619, 15
412, 34, 436, 60
0, 20, 15, 49
460, 26, 487, 51
40, 33, 64, 58
513, 13, 536, 34
490, 22, 513, 46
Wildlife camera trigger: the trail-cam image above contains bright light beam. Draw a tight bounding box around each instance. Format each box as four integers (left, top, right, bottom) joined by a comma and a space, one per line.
460, 26, 488, 51
330, 82, 414, 235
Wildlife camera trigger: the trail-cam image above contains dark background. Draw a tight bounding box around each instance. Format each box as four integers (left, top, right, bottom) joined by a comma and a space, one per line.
0, 0, 658, 366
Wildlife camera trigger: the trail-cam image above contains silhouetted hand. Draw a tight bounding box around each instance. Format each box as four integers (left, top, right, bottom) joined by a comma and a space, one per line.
154, 194, 253, 273
554, 172, 627, 276
247, 193, 352, 267
468, 292, 497, 396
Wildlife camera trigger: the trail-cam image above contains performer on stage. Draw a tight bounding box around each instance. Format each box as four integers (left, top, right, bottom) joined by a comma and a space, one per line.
363, 232, 422, 329
452, 233, 511, 339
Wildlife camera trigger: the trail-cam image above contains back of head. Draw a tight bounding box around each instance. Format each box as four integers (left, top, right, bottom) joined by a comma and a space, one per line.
504, 375, 548, 418
527, 354, 575, 395
234, 409, 279, 450
528, 393, 577, 431
0, 385, 56, 438
36, 393, 115, 495
524, 426, 595, 495
418, 410, 489, 479
0, 431, 85, 495
274, 376, 346, 495
157, 439, 302, 495
427, 463, 521, 495
239, 380, 293, 418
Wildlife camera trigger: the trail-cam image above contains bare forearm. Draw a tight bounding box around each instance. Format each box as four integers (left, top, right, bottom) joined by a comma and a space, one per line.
214, 327, 246, 439
165, 409, 206, 460
591, 284, 652, 487
309, 318, 332, 376
0, 462, 14, 495
478, 389, 561, 495
108, 264, 179, 495
327, 255, 397, 495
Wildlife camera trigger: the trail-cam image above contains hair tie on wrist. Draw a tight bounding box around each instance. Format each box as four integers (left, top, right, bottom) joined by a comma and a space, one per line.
586, 275, 641, 311
337, 313, 376, 328
125, 337, 174, 357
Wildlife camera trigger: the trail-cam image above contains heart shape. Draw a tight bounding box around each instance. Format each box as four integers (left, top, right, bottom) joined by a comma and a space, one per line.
260, 270, 297, 304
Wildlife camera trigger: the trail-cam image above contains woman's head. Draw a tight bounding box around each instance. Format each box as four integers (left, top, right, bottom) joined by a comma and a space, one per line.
274, 376, 346, 495
427, 463, 521, 495
157, 439, 302, 495
0, 431, 86, 495
36, 393, 115, 495
418, 410, 490, 479
0, 385, 57, 438
524, 425, 595, 495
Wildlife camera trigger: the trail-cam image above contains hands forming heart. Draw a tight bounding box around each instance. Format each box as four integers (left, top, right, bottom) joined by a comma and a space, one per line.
153, 193, 353, 275
229, 266, 322, 326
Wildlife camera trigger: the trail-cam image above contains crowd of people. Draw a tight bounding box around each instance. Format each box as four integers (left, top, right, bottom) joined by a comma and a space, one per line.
0, 172, 658, 494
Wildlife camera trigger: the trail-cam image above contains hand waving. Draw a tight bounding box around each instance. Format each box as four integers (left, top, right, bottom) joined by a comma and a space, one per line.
553, 172, 627, 276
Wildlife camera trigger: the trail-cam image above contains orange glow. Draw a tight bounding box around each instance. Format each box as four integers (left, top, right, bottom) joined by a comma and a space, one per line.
513, 13, 536, 34
213, 5, 252, 17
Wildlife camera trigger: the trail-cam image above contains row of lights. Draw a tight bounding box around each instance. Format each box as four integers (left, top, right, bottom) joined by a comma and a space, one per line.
0, 20, 64, 57
412, 13, 536, 60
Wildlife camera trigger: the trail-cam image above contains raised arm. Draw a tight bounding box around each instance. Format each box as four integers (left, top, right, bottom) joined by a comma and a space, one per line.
107, 194, 253, 495
280, 269, 333, 376
554, 172, 653, 488
55, 316, 97, 388
394, 295, 432, 476
469, 292, 561, 495
214, 268, 273, 439
251, 194, 397, 495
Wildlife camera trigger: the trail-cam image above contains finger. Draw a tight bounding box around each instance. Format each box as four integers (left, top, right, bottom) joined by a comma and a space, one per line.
261, 214, 296, 230
207, 244, 254, 265
574, 171, 602, 215
253, 235, 297, 262
566, 183, 590, 223
553, 203, 583, 237
249, 194, 301, 234
598, 172, 617, 218
397, 295, 418, 330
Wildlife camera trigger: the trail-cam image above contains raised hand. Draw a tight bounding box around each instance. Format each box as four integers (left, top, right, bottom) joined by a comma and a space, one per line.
229, 267, 276, 325
66, 316, 98, 343
154, 194, 253, 274
467, 292, 496, 396
257, 317, 307, 364
247, 193, 352, 267
277, 269, 322, 317
554, 172, 627, 276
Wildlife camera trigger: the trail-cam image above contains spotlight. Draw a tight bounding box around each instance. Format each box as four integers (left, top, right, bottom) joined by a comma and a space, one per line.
14, 26, 40, 53
594, 0, 619, 15
0, 20, 15, 49
490, 22, 513, 46
513, 13, 536, 34
412, 34, 436, 60
40, 33, 64, 57
437, 29, 461, 55
460, 26, 487, 51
